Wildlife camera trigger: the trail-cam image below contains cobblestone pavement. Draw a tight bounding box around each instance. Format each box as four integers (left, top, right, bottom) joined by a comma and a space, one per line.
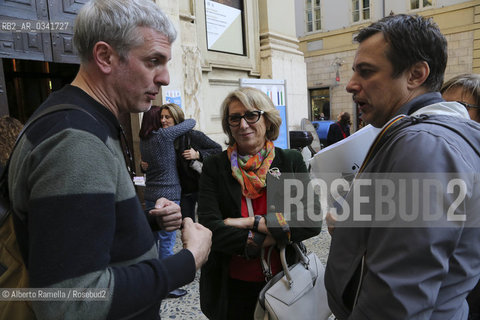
160, 222, 333, 319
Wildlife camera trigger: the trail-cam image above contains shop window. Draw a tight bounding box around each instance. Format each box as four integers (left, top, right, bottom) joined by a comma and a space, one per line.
310, 88, 330, 121
306, 0, 321, 32
352, 0, 370, 23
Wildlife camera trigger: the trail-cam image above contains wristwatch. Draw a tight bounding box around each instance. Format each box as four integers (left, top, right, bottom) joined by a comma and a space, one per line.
245, 230, 266, 259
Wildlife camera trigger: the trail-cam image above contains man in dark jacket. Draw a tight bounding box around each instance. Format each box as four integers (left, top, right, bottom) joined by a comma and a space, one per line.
325, 14, 480, 319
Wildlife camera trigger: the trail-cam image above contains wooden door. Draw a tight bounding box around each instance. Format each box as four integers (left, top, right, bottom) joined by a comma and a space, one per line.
48, 0, 87, 64
0, 0, 53, 61
0, 0, 87, 63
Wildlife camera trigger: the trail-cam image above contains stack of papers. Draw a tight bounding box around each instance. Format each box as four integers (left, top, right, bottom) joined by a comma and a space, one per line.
309, 124, 380, 178
308, 125, 381, 207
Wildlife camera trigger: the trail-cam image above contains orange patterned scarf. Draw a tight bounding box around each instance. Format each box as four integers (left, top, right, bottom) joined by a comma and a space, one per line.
227, 140, 275, 199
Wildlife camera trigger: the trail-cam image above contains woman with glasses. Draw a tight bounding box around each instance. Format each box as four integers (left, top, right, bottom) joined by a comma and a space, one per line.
441, 73, 480, 320
197, 87, 321, 320
441, 73, 480, 122
139, 103, 195, 298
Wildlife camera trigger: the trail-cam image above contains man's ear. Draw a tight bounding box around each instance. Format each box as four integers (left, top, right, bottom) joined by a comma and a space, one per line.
92, 41, 115, 74
407, 61, 430, 90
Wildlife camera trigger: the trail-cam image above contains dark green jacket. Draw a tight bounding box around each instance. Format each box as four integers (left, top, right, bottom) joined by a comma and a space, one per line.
198, 147, 322, 319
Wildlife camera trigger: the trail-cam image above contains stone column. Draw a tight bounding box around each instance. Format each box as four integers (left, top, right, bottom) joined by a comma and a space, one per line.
258, 0, 309, 130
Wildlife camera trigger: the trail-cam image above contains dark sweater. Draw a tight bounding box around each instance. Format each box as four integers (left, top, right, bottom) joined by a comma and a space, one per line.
8, 85, 196, 319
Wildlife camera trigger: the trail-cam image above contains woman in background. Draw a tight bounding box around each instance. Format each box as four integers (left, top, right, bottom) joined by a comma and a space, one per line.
175, 122, 222, 222
441, 73, 480, 320
326, 111, 351, 146
139, 103, 195, 298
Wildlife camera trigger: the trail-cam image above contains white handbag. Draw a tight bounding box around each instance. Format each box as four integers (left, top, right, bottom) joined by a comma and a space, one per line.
254, 243, 331, 320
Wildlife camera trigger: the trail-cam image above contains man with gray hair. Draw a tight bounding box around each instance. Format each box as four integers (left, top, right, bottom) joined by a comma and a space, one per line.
7, 0, 211, 318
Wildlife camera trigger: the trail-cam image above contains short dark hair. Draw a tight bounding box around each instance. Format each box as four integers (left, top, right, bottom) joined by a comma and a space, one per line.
354, 14, 447, 92
339, 112, 351, 126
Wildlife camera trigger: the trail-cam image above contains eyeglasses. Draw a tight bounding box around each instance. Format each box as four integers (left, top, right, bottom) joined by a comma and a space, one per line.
228, 110, 264, 127
457, 101, 480, 110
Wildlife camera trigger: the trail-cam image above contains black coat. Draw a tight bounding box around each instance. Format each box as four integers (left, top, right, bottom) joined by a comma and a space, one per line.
175, 130, 222, 194
197, 147, 322, 319
326, 121, 350, 146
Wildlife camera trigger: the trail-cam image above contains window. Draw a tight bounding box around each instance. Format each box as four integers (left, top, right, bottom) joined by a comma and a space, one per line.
352, 0, 370, 23
306, 0, 321, 32
410, 0, 432, 10
196, 0, 260, 74
310, 88, 330, 121
205, 0, 245, 55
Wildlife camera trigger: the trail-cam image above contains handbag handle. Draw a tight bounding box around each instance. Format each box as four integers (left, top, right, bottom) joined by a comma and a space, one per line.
261, 242, 310, 288
247, 198, 274, 280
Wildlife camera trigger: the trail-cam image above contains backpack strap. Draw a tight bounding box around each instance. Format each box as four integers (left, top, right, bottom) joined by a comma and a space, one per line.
357, 115, 407, 173
0, 104, 96, 224
337, 122, 347, 139
358, 113, 480, 173
419, 116, 480, 158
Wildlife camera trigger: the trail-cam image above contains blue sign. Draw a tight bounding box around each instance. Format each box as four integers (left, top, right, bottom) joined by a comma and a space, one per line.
165, 90, 182, 109
274, 105, 288, 149
240, 79, 289, 149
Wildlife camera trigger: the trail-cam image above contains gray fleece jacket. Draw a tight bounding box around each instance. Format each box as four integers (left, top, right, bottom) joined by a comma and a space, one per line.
325, 92, 480, 320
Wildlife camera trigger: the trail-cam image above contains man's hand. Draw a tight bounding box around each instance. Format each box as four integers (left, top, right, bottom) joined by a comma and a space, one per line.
181, 218, 212, 270
182, 148, 199, 160
149, 198, 182, 231
326, 212, 336, 236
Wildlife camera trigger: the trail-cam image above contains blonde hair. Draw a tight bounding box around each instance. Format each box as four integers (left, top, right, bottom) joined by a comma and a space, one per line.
220, 87, 281, 146
160, 103, 185, 124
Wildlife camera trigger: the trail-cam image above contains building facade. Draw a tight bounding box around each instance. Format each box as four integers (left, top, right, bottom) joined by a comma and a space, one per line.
153, 0, 309, 151
0, 0, 310, 169
295, 0, 480, 130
